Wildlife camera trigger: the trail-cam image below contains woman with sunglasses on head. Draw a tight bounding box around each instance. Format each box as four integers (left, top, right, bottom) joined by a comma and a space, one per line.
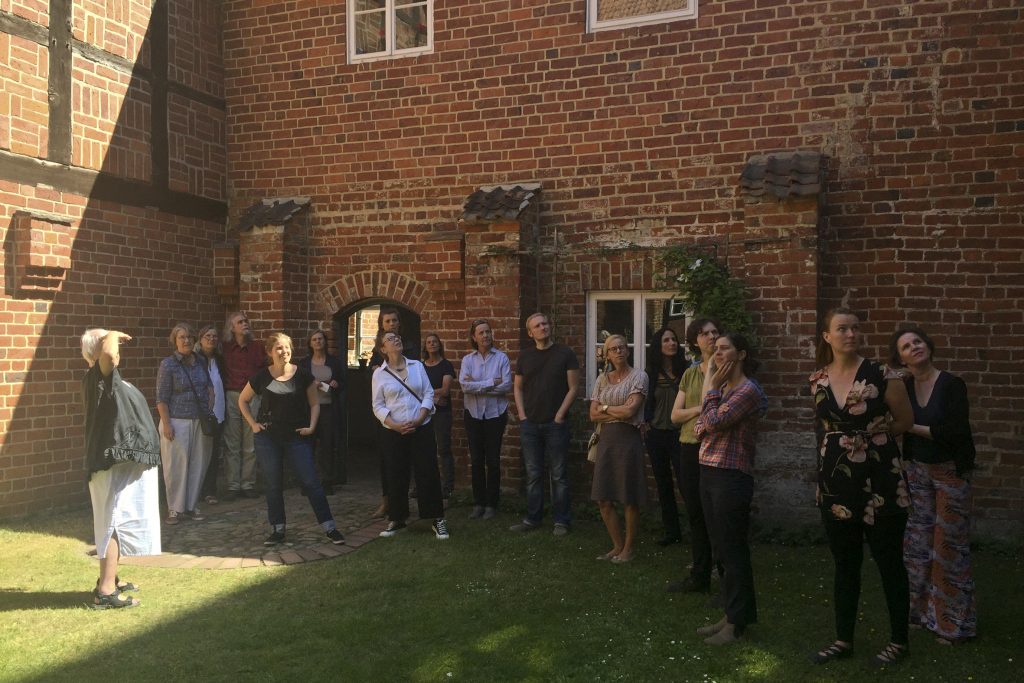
692, 332, 767, 646
590, 334, 649, 564
460, 319, 513, 520
196, 325, 226, 506
667, 317, 723, 593
809, 308, 913, 667
298, 329, 346, 494
890, 325, 976, 646
372, 330, 450, 540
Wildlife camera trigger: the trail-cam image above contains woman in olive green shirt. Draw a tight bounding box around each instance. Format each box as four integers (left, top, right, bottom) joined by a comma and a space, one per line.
667, 317, 721, 593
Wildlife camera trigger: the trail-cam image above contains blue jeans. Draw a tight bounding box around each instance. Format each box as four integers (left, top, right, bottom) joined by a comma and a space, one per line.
254, 432, 334, 530
520, 419, 571, 527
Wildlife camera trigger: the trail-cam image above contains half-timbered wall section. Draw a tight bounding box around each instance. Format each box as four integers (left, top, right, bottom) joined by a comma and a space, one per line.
0, 0, 227, 516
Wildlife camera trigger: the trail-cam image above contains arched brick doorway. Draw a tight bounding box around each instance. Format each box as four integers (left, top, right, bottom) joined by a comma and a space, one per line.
333, 299, 421, 473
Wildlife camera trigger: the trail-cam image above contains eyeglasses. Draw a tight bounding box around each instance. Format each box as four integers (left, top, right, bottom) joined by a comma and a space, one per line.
607, 345, 628, 353
383, 335, 402, 343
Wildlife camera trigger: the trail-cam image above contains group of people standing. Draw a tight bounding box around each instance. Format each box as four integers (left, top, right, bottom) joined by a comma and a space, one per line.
79, 305, 978, 661
366, 310, 578, 541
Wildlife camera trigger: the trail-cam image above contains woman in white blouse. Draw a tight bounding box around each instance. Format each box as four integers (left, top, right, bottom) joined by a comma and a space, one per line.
371, 330, 450, 540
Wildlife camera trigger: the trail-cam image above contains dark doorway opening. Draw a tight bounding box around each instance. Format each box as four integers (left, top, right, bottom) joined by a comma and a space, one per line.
333, 300, 421, 472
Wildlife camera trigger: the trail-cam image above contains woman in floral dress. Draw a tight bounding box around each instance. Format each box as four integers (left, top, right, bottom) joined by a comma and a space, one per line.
809, 308, 914, 668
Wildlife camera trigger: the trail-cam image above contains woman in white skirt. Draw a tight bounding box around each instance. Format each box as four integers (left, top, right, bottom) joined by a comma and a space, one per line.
81, 329, 161, 609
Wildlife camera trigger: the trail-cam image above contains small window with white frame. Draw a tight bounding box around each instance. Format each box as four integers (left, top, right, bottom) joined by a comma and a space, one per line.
586, 291, 690, 398
586, 0, 697, 33
348, 0, 432, 63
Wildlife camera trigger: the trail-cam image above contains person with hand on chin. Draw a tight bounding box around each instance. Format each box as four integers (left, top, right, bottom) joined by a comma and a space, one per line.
238, 333, 345, 547
372, 330, 450, 540
692, 333, 767, 646
890, 325, 977, 646
666, 317, 724, 594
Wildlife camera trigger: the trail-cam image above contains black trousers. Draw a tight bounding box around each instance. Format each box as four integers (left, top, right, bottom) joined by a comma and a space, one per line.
465, 412, 508, 508
313, 408, 339, 488
381, 424, 444, 523
700, 465, 757, 630
200, 421, 224, 498
680, 442, 715, 582
646, 428, 683, 538
823, 512, 910, 645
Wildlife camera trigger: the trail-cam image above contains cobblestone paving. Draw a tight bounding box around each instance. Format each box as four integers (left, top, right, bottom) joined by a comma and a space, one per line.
122, 469, 391, 569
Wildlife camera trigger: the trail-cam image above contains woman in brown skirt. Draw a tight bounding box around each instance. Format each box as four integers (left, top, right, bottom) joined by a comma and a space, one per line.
590, 334, 649, 564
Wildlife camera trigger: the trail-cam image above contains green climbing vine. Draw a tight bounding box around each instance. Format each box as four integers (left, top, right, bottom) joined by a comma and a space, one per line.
657, 246, 756, 346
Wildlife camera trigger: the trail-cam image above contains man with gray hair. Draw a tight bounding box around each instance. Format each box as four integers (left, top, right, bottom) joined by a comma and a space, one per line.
221, 312, 267, 498
81, 328, 161, 608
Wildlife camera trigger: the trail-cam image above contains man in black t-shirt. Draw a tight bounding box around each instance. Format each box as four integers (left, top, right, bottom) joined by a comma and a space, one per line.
511, 312, 580, 535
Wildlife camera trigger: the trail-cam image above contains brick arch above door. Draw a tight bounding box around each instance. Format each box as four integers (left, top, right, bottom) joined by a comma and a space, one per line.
316, 270, 430, 316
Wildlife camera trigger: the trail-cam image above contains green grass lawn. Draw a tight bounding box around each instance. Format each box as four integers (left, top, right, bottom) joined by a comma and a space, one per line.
0, 503, 1018, 682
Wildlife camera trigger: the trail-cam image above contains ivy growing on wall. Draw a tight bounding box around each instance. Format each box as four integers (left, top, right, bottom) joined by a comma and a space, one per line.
657, 246, 756, 346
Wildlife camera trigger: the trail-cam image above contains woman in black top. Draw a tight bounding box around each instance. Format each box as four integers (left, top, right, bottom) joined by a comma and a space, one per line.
422, 333, 456, 497
239, 332, 345, 547
298, 330, 346, 493
891, 325, 977, 645
643, 326, 687, 546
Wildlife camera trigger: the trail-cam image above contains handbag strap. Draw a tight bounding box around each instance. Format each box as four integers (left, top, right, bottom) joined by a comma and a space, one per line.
176, 357, 209, 412
383, 366, 422, 403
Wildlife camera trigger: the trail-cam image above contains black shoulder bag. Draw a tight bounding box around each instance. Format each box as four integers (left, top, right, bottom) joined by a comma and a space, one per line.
177, 357, 218, 436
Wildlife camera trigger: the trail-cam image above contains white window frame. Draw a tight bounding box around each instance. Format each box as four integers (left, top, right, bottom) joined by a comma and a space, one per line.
585, 291, 686, 399
348, 0, 434, 64
586, 0, 697, 33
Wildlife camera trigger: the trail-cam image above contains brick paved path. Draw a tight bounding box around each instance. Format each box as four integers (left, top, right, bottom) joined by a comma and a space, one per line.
121, 466, 393, 569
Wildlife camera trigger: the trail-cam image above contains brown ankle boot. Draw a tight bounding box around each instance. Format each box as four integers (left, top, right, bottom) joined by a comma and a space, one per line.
704, 623, 740, 645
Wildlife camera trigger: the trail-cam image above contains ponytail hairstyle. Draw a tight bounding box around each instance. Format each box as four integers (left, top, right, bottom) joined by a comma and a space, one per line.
815, 307, 857, 367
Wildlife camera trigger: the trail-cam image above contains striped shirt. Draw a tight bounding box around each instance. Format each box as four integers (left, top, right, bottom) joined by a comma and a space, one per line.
459, 348, 512, 420
694, 379, 768, 475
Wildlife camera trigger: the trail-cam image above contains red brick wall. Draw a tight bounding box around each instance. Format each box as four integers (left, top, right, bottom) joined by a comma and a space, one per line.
0, 0, 227, 517
226, 1, 1014, 537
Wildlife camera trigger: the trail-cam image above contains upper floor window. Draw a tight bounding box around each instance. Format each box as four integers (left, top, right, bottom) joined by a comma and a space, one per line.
586, 0, 697, 33
348, 0, 432, 63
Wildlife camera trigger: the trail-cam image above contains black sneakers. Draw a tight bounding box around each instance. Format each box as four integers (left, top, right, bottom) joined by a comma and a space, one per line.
326, 529, 346, 545
264, 530, 286, 546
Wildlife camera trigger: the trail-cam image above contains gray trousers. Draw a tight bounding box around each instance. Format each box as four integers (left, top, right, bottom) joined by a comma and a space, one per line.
223, 390, 257, 491
160, 417, 211, 514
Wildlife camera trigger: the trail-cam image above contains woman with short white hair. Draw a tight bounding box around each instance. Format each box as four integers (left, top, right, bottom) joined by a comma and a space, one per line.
81, 329, 160, 608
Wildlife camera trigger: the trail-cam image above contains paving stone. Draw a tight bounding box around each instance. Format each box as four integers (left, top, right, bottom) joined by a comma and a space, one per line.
278, 551, 303, 565
89, 469, 431, 570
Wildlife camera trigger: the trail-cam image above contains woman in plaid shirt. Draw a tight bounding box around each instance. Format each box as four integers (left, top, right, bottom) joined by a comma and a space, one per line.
692, 332, 768, 646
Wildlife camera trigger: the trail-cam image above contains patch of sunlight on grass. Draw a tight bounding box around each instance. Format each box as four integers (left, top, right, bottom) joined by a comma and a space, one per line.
474, 624, 528, 653
736, 646, 784, 678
